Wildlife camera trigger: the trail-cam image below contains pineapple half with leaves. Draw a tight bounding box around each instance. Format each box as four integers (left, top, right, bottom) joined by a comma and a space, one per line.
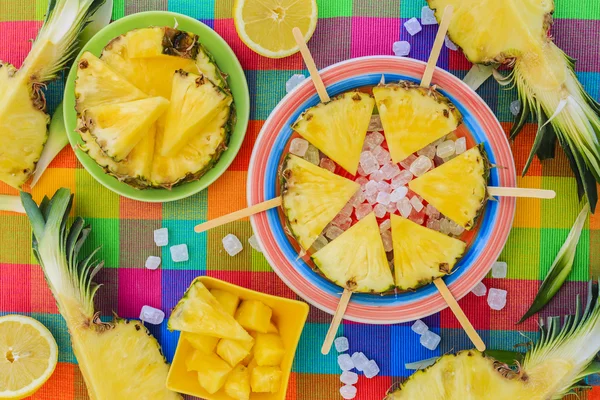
281, 154, 360, 250
20, 188, 180, 399
386, 282, 600, 399
373, 81, 462, 163
428, 0, 600, 212
409, 145, 489, 229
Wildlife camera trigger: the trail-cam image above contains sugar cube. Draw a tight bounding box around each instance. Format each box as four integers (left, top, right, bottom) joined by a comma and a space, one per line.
340, 371, 358, 385
376, 191, 391, 206
334, 336, 350, 353
311, 235, 328, 251
356, 176, 369, 188
411, 319, 429, 335
351, 352, 369, 372
404, 17, 422, 36
140, 305, 164, 325
370, 170, 386, 182
170, 244, 189, 262
399, 154, 417, 169
409, 155, 433, 177
360, 151, 379, 175
377, 181, 392, 194
145, 256, 161, 270
365, 180, 379, 195
425, 204, 440, 219
325, 225, 344, 240
426, 218, 441, 231
248, 235, 262, 252
444, 35, 458, 51
364, 131, 385, 150
391, 170, 413, 188
368, 115, 383, 131
398, 198, 413, 218
340, 385, 357, 400
381, 163, 401, 180
222, 234, 243, 256
374, 204, 387, 218
154, 228, 168, 247
338, 354, 354, 371
409, 211, 425, 225
381, 229, 393, 252
491, 261, 508, 278
421, 6, 438, 25
364, 360, 380, 378
487, 288, 507, 310
319, 157, 336, 172
455, 137, 467, 154
409, 196, 424, 212
393, 40, 411, 57
304, 144, 320, 165
355, 203, 373, 220
472, 281, 487, 297
417, 144, 436, 159
286, 73, 306, 93
449, 221, 465, 236
349, 191, 366, 207
510, 100, 521, 116
436, 140, 456, 159
379, 219, 391, 232
420, 330, 441, 350
289, 137, 309, 157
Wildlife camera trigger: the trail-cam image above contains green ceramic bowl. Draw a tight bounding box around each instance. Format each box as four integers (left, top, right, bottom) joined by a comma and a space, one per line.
64, 11, 249, 202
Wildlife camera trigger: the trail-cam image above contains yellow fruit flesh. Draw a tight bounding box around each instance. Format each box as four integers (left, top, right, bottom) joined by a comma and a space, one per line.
250, 366, 282, 393
312, 213, 395, 293
182, 332, 219, 354
123, 27, 165, 58
391, 215, 466, 290
292, 92, 375, 174
186, 351, 232, 394
235, 300, 273, 333
373, 83, 461, 163
282, 155, 360, 250
253, 333, 285, 366
217, 338, 254, 367
224, 365, 251, 400
409, 147, 487, 229
210, 289, 240, 316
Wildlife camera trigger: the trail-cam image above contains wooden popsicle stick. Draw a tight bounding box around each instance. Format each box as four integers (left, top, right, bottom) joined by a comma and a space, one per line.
322, 289, 353, 355
193, 197, 282, 233
433, 278, 486, 352
292, 27, 330, 103
421, 5, 454, 88
488, 187, 556, 199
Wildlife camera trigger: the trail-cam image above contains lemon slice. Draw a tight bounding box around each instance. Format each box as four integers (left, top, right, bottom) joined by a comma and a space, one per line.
0, 315, 58, 399
233, 0, 318, 58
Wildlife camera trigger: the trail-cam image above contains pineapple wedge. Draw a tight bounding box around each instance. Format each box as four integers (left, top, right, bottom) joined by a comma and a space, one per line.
373, 82, 461, 163
253, 333, 285, 367
210, 289, 240, 316
250, 366, 282, 393
168, 278, 252, 342
391, 215, 466, 290
80, 97, 169, 161
235, 300, 273, 333
281, 154, 360, 250
225, 365, 251, 400
312, 213, 395, 293
182, 332, 219, 354
186, 351, 232, 394
292, 91, 375, 174
409, 146, 489, 229
217, 338, 255, 367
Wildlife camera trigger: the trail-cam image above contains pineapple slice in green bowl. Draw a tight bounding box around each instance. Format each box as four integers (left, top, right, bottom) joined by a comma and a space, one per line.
63, 11, 249, 202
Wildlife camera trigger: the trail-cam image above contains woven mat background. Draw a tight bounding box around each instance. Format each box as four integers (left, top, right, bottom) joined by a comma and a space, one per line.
1, 0, 600, 398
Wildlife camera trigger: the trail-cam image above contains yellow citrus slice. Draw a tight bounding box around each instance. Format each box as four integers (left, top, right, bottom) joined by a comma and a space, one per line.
0, 315, 58, 399
233, 0, 318, 58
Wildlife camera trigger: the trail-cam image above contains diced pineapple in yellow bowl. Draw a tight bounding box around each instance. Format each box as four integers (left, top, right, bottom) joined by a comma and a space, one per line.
166, 276, 309, 400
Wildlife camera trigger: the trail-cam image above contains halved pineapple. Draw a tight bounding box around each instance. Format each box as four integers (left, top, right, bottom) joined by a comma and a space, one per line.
292, 91, 375, 174
80, 97, 169, 161
224, 365, 251, 400
168, 278, 252, 342
312, 213, 395, 293
391, 215, 466, 290
281, 154, 360, 250
408, 145, 489, 229
373, 82, 461, 163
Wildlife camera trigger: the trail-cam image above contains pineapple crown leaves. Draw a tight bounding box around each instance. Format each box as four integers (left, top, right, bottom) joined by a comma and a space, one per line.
21, 188, 103, 318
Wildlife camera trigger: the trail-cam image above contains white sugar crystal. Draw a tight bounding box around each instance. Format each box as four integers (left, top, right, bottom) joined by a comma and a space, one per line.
319, 157, 336, 172
404, 17, 422, 36
374, 147, 391, 165
387, 201, 398, 213
409, 212, 425, 225
444, 35, 458, 51
304, 145, 320, 165
425, 204, 440, 219
145, 256, 161, 270
140, 305, 164, 325
356, 176, 369, 188
377, 181, 392, 193
370, 170, 386, 182
487, 288, 507, 310
398, 198, 413, 218
426, 218, 441, 231
436, 140, 456, 159
351, 352, 369, 371
325, 225, 344, 240
355, 203, 373, 220
364, 360, 380, 378
400, 154, 417, 169
338, 354, 355, 371
357, 164, 368, 176
491, 261, 508, 278
365, 192, 378, 205
364, 131, 385, 150
312, 235, 328, 251
340, 370, 358, 385
289, 138, 309, 157
368, 115, 383, 131
472, 281, 487, 297
439, 218, 452, 234
381, 163, 401, 180
170, 244, 189, 262
454, 137, 467, 154
154, 228, 168, 247
411, 319, 429, 335
340, 385, 357, 399
365, 180, 379, 195
340, 203, 354, 217
374, 204, 387, 218
421, 6, 438, 25
417, 144, 436, 159
409, 196, 424, 212
338, 217, 353, 230
390, 186, 408, 202
376, 191, 391, 206
393, 40, 411, 57
360, 151, 379, 175
248, 235, 262, 252
222, 234, 243, 256
381, 229, 393, 252
510, 100, 521, 116
349, 191, 366, 208
335, 336, 350, 353
449, 221, 465, 236
420, 330, 441, 350
379, 219, 391, 232
285, 73, 306, 93
391, 170, 413, 188
409, 155, 433, 177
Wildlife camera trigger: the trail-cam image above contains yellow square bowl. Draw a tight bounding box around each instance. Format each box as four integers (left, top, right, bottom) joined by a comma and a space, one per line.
166, 276, 309, 399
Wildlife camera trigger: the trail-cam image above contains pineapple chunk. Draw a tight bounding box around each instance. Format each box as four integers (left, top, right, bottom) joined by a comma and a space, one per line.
210, 289, 240, 316
250, 366, 282, 393
409, 146, 489, 229
292, 91, 375, 174
235, 300, 273, 333
391, 215, 466, 290
217, 338, 255, 367
253, 333, 285, 366
267, 321, 279, 334
182, 332, 219, 354
373, 82, 462, 163
281, 155, 360, 250
312, 213, 395, 293
186, 351, 232, 394
224, 365, 251, 400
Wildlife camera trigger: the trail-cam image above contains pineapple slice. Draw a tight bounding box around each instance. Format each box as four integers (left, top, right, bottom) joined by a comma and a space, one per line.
253, 333, 285, 367
224, 365, 251, 400
409, 146, 489, 229
196, 44, 228, 88
182, 332, 219, 354
292, 91, 374, 174
391, 215, 466, 290
373, 82, 462, 163
74, 52, 147, 112
80, 97, 169, 161
210, 289, 240, 316
250, 366, 282, 393
235, 300, 273, 333
168, 278, 252, 342
281, 155, 360, 250
313, 213, 395, 293
217, 338, 255, 367
186, 351, 232, 394
121, 27, 200, 59
160, 70, 232, 157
